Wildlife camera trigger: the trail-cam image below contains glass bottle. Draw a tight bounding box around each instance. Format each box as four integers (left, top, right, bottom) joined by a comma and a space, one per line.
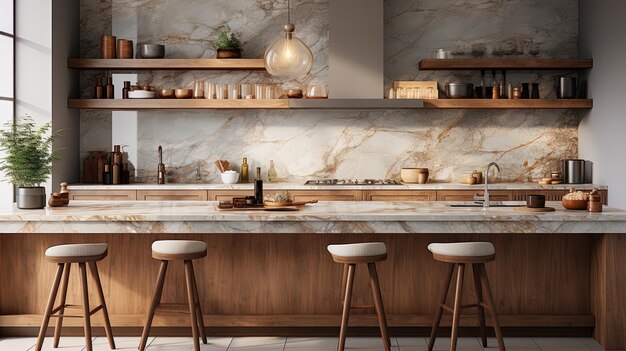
254, 167, 263, 205
268, 160, 278, 182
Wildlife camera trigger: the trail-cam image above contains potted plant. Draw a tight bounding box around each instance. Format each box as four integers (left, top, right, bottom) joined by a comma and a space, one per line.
212, 26, 242, 59
0, 115, 58, 209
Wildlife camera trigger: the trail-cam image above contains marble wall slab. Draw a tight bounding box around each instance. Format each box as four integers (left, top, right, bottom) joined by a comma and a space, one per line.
79, 0, 580, 183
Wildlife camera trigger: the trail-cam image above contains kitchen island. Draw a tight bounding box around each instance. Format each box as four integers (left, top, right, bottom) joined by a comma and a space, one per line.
1, 201, 625, 349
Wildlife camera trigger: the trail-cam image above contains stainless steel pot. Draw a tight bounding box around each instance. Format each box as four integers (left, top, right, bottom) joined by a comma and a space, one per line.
137, 44, 165, 59
16, 187, 46, 209
445, 83, 474, 99
562, 159, 585, 184
557, 77, 578, 99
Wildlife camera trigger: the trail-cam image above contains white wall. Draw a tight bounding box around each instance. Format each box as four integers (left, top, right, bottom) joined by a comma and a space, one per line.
579, 0, 626, 208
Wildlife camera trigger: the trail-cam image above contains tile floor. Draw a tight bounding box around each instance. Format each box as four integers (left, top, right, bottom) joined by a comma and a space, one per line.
0, 336, 605, 351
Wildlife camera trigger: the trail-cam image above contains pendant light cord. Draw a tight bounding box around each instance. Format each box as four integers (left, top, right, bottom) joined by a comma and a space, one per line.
288, 0, 291, 24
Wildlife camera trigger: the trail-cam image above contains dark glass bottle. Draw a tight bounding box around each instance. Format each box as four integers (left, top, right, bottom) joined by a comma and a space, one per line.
122, 81, 130, 99
106, 77, 114, 99
95, 78, 104, 99
254, 167, 263, 205
102, 164, 112, 185
521, 83, 530, 99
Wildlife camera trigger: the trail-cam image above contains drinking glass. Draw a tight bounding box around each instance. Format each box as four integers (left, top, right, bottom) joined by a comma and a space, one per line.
193, 80, 204, 99
215, 84, 228, 99
305, 84, 328, 98
204, 82, 215, 99
228, 84, 240, 99
241, 84, 253, 99
264, 84, 275, 99
255, 84, 265, 99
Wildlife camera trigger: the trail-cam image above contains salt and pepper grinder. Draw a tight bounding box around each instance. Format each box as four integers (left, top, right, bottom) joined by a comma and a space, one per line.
106, 77, 114, 99
95, 78, 104, 99
122, 81, 131, 99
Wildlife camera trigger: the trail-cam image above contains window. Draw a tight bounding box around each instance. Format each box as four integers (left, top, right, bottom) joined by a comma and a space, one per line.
0, 0, 14, 204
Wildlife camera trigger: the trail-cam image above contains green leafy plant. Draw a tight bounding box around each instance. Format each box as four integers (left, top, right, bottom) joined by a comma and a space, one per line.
212, 26, 242, 50
0, 115, 59, 187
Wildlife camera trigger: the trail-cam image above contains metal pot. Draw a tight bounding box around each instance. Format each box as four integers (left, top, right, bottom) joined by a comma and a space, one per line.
445, 83, 474, 99
561, 159, 585, 184
16, 187, 46, 209
137, 44, 165, 59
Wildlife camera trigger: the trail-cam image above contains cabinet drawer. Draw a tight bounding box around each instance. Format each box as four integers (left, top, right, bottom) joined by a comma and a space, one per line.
286, 190, 363, 202
437, 190, 512, 202
363, 190, 436, 201
69, 190, 137, 201
137, 190, 208, 201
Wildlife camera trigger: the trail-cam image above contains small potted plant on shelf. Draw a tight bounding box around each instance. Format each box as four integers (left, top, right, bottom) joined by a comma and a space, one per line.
212, 25, 242, 59
0, 115, 58, 209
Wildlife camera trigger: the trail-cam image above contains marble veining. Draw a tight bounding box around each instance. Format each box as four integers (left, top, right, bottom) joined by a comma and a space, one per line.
79, 0, 580, 184
1, 201, 625, 234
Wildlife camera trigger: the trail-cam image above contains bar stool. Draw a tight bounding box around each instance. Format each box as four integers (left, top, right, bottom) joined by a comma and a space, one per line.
139, 240, 208, 351
35, 243, 115, 351
427, 242, 505, 351
327, 242, 391, 351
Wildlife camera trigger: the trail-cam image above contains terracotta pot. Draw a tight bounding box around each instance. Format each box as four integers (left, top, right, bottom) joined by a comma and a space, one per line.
216, 48, 242, 59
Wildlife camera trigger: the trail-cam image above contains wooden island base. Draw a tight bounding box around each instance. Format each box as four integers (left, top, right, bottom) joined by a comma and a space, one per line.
1, 233, 625, 349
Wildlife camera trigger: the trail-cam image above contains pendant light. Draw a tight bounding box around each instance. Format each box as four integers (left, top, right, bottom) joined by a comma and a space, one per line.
264, 0, 314, 77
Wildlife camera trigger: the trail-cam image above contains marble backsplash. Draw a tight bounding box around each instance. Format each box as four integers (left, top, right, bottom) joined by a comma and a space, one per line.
79, 0, 580, 183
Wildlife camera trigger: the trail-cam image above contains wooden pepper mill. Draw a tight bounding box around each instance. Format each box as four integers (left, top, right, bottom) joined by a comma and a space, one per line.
49, 182, 70, 207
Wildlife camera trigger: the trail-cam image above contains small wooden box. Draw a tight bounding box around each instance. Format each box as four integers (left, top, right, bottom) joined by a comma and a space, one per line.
393, 81, 439, 99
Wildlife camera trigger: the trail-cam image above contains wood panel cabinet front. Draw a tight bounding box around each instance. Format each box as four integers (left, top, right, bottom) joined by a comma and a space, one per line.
437, 190, 512, 202
363, 190, 436, 201
69, 190, 137, 201
287, 190, 363, 202
137, 190, 208, 201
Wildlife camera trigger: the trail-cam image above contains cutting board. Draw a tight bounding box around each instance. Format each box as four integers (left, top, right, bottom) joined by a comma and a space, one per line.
514, 207, 556, 212
216, 205, 300, 212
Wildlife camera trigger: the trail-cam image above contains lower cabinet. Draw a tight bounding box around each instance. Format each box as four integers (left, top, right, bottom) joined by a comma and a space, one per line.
69, 190, 137, 201
287, 190, 363, 202
436, 190, 513, 202
137, 190, 208, 201
363, 190, 436, 201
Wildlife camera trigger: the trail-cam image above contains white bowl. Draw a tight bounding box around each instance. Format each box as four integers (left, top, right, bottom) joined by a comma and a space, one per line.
220, 171, 239, 184
128, 90, 156, 99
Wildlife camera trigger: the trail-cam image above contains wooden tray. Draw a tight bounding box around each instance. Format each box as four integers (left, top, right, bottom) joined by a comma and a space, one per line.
264, 200, 318, 208
514, 207, 556, 212
216, 205, 299, 211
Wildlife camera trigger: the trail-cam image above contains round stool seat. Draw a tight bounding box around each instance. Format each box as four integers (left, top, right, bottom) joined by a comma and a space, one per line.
152, 240, 207, 260
45, 243, 108, 262
328, 242, 387, 263
428, 242, 495, 263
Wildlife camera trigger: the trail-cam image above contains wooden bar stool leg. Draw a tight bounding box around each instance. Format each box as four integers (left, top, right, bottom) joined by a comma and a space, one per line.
479, 263, 506, 351
450, 263, 465, 351
139, 260, 168, 351
367, 262, 391, 351
35, 263, 64, 351
472, 263, 487, 347
338, 263, 356, 351
189, 260, 207, 344
79, 263, 93, 351
184, 260, 201, 351
428, 263, 455, 351
53, 263, 71, 348
88, 261, 116, 349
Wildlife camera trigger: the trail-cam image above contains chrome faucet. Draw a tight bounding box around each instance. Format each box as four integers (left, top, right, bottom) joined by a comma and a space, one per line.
474, 162, 501, 208
157, 146, 165, 184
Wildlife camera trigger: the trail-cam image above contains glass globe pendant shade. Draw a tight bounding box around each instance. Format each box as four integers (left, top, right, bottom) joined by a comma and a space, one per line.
264, 26, 314, 77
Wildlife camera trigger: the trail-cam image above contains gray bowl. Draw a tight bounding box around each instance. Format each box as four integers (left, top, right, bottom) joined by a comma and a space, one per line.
138, 44, 165, 59
445, 83, 474, 99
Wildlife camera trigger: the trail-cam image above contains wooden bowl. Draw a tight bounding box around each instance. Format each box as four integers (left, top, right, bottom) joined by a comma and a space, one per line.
175, 88, 193, 99
561, 199, 588, 210
401, 168, 428, 183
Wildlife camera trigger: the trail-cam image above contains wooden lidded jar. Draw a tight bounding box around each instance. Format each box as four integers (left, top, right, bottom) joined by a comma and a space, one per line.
117, 39, 134, 59
100, 35, 116, 59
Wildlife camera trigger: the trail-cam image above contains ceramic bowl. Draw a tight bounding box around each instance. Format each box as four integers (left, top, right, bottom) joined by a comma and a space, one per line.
562, 199, 588, 210
159, 89, 175, 98
401, 168, 429, 184
128, 90, 156, 99
220, 171, 240, 184
175, 88, 193, 99
138, 44, 165, 59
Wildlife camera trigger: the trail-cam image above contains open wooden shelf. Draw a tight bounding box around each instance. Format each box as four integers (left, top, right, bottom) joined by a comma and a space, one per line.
68, 58, 266, 70
68, 99, 288, 110
419, 58, 593, 70
424, 99, 593, 109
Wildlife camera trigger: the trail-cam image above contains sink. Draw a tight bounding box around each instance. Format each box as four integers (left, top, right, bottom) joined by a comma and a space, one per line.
448, 201, 525, 208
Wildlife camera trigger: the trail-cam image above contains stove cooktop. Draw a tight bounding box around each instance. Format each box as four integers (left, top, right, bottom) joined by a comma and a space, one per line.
304, 179, 400, 185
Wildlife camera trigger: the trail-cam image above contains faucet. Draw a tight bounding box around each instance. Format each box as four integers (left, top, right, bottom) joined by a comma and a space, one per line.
157, 146, 165, 184
474, 162, 501, 208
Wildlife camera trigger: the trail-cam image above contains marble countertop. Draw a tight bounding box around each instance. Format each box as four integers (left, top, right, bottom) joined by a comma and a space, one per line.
67, 182, 607, 191
1, 201, 625, 234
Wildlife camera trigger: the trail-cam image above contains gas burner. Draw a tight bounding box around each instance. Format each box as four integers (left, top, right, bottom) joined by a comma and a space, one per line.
304, 179, 400, 186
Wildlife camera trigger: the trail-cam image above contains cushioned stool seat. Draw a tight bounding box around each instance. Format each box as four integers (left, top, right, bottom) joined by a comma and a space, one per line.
45, 243, 108, 258
427, 242, 495, 258
151, 240, 207, 260
327, 242, 387, 258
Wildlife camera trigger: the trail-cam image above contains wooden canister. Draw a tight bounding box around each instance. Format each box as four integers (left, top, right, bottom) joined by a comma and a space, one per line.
117, 39, 133, 59
101, 35, 116, 59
